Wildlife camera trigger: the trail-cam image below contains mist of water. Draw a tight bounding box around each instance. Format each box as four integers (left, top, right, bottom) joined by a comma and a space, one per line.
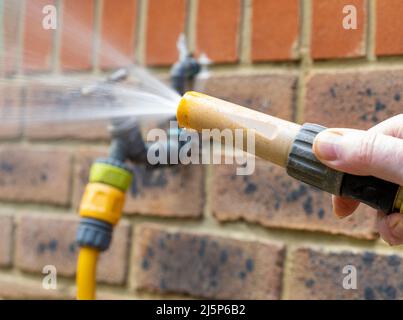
0, 69, 180, 126
0, 0, 181, 129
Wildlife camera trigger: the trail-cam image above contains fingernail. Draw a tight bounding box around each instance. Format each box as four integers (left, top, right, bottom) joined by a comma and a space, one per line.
314, 130, 344, 161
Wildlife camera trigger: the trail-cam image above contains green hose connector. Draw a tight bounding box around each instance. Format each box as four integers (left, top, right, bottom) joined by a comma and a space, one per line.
89, 161, 133, 191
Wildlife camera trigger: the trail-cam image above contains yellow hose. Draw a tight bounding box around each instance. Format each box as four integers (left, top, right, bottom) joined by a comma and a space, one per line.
76, 247, 99, 300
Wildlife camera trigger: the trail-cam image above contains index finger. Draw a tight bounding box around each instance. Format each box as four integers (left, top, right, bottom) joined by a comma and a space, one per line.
332, 195, 360, 218
369, 114, 403, 138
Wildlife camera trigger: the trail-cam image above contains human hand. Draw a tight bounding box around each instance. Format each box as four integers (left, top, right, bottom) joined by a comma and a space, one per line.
313, 114, 403, 245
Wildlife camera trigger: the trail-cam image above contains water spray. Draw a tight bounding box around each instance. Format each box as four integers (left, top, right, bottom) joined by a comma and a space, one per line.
176, 92, 403, 214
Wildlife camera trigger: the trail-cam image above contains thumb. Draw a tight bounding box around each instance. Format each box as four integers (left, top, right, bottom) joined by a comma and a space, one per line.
313, 128, 403, 186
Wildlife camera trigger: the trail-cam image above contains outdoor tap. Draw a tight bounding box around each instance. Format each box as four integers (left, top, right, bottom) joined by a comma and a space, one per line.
170, 34, 201, 95
107, 118, 148, 163
108, 117, 185, 168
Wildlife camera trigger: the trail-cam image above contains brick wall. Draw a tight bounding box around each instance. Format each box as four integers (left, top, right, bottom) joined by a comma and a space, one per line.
0, 0, 402, 300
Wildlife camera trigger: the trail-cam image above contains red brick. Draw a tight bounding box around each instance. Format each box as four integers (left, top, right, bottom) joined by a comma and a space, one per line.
196, 0, 241, 63
0, 215, 13, 267
23, 0, 55, 72
311, 0, 367, 60
134, 224, 285, 299
252, 0, 300, 62
212, 160, 378, 240
15, 213, 131, 285
61, 0, 94, 71
100, 0, 137, 69
0, 275, 71, 299
305, 70, 403, 129
376, 0, 403, 56
288, 247, 403, 299
2, 0, 22, 75
126, 165, 204, 217
203, 73, 298, 120
74, 148, 204, 218
145, 0, 186, 66
0, 146, 72, 205
23, 83, 109, 140
0, 85, 22, 139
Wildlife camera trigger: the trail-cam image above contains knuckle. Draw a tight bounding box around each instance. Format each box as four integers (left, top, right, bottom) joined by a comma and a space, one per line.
391, 114, 403, 137
395, 124, 403, 139
356, 132, 379, 166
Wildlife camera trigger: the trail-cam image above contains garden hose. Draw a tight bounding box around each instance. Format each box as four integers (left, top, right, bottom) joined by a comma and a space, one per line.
76, 247, 99, 300
76, 159, 132, 300
176, 91, 403, 215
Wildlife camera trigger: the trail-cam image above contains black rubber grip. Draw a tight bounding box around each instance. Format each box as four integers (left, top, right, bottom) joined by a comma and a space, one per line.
287, 123, 344, 195
287, 123, 400, 214
341, 174, 400, 214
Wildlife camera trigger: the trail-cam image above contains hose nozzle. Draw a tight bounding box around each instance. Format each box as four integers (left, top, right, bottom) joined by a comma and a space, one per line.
176, 91, 402, 214
177, 91, 301, 167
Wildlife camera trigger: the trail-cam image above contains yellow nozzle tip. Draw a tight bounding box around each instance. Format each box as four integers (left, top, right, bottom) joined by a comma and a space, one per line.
177, 91, 207, 128
177, 96, 189, 128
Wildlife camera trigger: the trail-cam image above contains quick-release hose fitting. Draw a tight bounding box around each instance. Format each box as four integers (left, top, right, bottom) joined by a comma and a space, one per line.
76, 158, 133, 251
76, 158, 132, 300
